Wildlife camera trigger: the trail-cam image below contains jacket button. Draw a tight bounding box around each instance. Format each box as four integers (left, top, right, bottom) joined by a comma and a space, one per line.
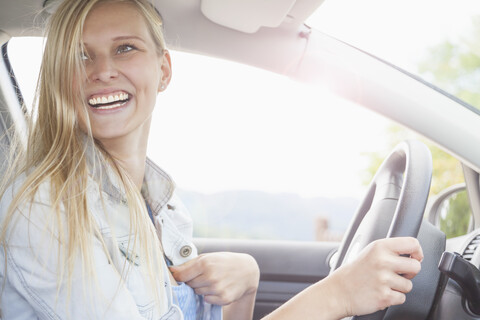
180, 245, 192, 257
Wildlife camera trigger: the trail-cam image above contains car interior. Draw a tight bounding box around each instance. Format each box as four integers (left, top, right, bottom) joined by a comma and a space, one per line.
2, 0, 480, 319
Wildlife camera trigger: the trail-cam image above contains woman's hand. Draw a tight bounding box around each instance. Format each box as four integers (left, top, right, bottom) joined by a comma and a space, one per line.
262, 237, 423, 320
169, 252, 260, 306
325, 237, 424, 318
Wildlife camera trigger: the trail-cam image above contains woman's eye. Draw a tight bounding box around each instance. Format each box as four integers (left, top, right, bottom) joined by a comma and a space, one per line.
117, 44, 135, 54
80, 51, 89, 61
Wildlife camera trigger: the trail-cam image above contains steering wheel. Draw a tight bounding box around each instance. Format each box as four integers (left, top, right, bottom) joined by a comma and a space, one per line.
330, 140, 432, 320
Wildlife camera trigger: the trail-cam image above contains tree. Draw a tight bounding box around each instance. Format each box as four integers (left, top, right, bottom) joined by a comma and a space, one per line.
362, 16, 480, 238
418, 16, 480, 109
439, 191, 472, 239
361, 126, 464, 195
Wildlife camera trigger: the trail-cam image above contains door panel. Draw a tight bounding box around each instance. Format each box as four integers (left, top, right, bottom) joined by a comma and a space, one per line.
194, 238, 339, 319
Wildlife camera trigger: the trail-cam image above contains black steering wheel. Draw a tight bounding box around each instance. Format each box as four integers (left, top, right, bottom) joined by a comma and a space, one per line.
330, 140, 432, 320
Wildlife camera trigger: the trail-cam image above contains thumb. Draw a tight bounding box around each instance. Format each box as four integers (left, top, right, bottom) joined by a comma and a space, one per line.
169, 257, 202, 283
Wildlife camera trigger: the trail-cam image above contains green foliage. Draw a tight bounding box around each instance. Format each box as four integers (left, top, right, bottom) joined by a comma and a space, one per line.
439, 191, 472, 239
361, 127, 464, 195
362, 16, 480, 238
418, 16, 480, 109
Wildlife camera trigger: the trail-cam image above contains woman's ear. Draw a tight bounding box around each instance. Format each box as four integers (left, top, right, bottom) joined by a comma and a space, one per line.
158, 50, 172, 92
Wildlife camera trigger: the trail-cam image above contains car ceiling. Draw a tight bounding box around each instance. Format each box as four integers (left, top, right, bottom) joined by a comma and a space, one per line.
0, 0, 324, 74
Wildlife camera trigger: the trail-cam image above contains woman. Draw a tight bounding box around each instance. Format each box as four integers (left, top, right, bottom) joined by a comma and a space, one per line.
0, 0, 423, 319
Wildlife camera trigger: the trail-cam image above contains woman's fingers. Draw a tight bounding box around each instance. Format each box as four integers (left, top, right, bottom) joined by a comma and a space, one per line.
393, 255, 422, 279
192, 285, 216, 296
380, 237, 423, 279
389, 272, 414, 293
336, 237, 423, 316
381, 289, 407, 308
169, 257, 203, 283
386, 237, 424, 262
169, 252, 259, 306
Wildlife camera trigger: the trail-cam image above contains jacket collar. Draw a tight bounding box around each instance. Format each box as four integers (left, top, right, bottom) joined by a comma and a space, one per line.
141, 157, 175, 215
85, 139, 175, 213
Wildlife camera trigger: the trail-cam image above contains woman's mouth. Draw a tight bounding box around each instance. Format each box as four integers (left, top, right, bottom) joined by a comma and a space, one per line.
88, 92, 130, 110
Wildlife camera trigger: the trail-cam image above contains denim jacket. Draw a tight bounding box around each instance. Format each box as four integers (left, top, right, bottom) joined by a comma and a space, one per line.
0, 156, 221, 320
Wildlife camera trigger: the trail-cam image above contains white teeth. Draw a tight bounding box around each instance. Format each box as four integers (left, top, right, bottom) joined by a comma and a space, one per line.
96, 102, 124, 110
88, 93, 129, 107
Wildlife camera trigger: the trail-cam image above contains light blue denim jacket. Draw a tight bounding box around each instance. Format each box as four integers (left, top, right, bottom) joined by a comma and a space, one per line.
0, 156, 222, 320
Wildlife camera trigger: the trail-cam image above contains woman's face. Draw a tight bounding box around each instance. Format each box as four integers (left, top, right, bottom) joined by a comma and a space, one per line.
80, 1, 170, 146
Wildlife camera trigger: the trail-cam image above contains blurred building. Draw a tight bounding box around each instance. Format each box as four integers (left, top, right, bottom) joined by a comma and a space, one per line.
315, 216, 343, 242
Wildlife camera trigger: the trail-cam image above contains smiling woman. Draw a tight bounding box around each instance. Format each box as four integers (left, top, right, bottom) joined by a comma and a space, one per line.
79, 0, 171, 188
0, 0, 427, 319
1, 0, 186, 317
0, 0, 257, 318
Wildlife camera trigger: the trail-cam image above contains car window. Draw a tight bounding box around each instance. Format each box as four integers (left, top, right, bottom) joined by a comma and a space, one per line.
6, 11, 470, 241
308, 0, 480, 111
438, 189, 473, 239
149, 50, 398, 240
6, 37, 43, 111
8, 36, 396, 241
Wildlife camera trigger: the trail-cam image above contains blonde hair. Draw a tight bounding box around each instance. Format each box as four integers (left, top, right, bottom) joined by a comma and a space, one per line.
1, 0, 168, 315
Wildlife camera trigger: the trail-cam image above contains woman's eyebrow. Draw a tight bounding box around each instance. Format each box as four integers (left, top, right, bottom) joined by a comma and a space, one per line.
112, 35, 146, 43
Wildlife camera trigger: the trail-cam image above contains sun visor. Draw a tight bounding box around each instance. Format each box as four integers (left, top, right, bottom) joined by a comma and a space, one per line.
43, 0, 62, 14
201, 0, 297, 33
0, 31, 11, 46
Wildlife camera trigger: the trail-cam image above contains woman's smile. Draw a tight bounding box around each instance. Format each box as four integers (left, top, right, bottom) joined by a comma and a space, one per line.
88, 91, 130, 110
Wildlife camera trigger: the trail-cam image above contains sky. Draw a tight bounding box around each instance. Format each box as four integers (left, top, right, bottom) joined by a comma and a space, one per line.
148, 0, 480, 199
150, 57, 390, 198
309, 0, 480, 70
7, 0, 480, 199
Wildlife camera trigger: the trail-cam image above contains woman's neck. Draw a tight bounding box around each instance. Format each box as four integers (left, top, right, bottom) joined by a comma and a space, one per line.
100, 132, 150, 190
114, 153, 147, 190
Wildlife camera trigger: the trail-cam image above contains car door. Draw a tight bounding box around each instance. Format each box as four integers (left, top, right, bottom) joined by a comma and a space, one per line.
195, 238, 338, 318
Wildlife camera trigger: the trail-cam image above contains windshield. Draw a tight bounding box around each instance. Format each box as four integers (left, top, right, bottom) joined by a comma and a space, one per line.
307, 0, 480, 110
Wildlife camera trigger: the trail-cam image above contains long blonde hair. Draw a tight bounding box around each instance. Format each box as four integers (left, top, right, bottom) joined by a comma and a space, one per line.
1, 0, 168, 314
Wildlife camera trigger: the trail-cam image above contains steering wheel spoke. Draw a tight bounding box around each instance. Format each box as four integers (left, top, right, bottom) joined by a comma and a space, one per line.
331, 140, 432, 320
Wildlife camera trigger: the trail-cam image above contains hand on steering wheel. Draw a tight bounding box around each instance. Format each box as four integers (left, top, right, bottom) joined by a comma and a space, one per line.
331, 140, 432, 320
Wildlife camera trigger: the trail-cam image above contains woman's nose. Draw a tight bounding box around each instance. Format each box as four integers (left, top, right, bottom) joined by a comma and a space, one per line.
88, 56, 118, 83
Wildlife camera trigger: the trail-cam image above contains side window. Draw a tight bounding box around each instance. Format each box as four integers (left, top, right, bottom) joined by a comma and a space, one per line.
7, 37, 44, 111
428, 185, 473, 239
11, 37, 448, 243
439, 190, 472, 238
148, 51, 394, 241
